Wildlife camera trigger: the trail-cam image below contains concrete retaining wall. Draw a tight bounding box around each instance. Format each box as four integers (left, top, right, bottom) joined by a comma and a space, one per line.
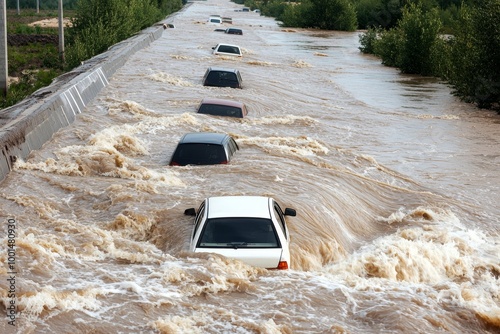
0, 23, 166, 183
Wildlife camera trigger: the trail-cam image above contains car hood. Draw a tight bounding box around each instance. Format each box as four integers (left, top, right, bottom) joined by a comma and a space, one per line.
195, 248, 284, 269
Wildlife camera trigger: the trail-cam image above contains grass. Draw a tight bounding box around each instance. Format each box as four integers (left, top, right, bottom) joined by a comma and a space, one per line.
6, 9, 62, 34
1, 9, 74, 109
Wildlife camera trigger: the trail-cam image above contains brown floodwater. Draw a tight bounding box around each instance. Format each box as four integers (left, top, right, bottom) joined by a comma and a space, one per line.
1, 0, 499, 333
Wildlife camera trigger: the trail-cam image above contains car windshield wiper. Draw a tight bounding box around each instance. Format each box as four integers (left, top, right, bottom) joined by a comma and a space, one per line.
227, 242, 247, 249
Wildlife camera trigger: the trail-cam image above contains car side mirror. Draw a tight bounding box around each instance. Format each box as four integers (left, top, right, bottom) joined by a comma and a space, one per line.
284, 208, 296, 216
184, 208, 196, 216
212, 47, 215, 50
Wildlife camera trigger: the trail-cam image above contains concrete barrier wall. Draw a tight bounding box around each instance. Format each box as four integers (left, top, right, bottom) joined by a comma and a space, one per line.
0, 24, 166, 183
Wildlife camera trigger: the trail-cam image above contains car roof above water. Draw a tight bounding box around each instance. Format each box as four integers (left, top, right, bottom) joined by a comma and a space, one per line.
203, 67, 243, 89
205, 66, 240, 74
207, 196, 271, 219
179, 132, 229, 145
200, 97, 244, 108
225, 28, 243, 34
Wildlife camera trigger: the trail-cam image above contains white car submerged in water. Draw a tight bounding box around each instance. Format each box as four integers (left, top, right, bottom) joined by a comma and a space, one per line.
184, 196, 296, 269
212, 43, 242, 57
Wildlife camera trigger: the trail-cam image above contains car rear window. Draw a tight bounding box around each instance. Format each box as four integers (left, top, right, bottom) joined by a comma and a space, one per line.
198, 218, 279, 248
198, 104, 243, 118
217, 45, 240, 54
204, 71, 240, 88
171, 143, 227, 165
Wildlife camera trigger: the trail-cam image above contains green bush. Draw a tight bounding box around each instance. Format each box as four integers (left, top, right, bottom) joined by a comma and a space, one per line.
438, 4, 459, 34
260, 0, 288, 21
373, 27, 402, 67
358, 26, 380, 54
396, 3, 441, 75
359, 0, 499, 109
447, 0, 500, 108
362, 3, 441, 75
428, 35, 452, 79
280, 0, 357, 30
0, 69, 60, 109
65, 0, 181, 69
354, 0, 403, 29
280, 2, 312, 27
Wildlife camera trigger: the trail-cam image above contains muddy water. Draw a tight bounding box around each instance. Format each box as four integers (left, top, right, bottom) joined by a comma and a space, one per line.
1, 0, 499, 333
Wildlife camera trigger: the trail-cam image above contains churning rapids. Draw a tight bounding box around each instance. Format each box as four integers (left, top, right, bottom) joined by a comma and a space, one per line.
1, 0, 499, 333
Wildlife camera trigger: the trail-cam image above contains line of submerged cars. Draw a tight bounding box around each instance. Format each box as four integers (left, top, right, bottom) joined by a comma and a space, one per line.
171, 12, 297, 270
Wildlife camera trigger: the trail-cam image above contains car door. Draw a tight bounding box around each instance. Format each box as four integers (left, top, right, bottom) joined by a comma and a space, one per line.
190, 201, 206, 250
273, 201, 289, 241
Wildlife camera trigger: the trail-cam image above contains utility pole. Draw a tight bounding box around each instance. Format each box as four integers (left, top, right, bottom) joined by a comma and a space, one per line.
37, 0, 40, 14
16, 0, 19, 15
0, 0, 8, 96
58, 0, 64, 63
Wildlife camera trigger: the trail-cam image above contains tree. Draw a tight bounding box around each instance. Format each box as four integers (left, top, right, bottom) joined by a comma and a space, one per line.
368, 2, 442, 74
448, 0, 500, 108
355, 0, 402, 29
280, 0, 357, 31
396, 2, 442, 74
65, 0, 181, 69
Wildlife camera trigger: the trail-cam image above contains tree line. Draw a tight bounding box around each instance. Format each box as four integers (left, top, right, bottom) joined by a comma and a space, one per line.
6, 0, 182, 69
65, 0, 182, 69
4, 0, 498, 110
236, 0, 499, 110
1, 0, 182, 109
6, 0, 80, 10
359, 0, 499, 110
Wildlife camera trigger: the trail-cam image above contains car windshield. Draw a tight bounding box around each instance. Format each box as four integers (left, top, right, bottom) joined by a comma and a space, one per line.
198, 218, 279, 248
198, 104, 243, 118
217, 45, 240, 54
205, 71, 239, 87
171, 143, 226, 165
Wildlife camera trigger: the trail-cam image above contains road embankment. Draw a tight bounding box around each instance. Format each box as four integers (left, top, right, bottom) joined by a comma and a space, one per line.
0, 22, 167, 183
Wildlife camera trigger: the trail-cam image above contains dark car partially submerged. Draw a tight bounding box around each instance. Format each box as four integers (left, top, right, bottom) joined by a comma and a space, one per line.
202, 67, 243, 89
225, 28, 243, 35
197, 98, 248, 118
169, 133, 239, 166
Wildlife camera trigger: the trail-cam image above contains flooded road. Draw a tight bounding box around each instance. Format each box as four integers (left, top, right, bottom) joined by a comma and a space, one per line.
1, 0, 499, 333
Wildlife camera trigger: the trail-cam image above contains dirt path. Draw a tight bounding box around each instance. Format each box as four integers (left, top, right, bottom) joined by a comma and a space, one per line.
28, 18, 71, 28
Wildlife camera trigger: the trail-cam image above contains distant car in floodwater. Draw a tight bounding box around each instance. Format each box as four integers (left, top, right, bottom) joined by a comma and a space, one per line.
225, 28, 243, 35
169, 132, 239, 166
202, 67, 243, 89
212, 43, 242, 57
197, 97, 248, 118
208, 16, 222, 25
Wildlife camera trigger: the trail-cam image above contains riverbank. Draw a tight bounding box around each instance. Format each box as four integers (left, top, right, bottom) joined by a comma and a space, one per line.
0, 21, 168, 183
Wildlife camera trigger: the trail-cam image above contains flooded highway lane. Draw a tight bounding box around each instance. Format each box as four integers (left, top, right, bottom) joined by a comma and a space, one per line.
1, 0, 499, 333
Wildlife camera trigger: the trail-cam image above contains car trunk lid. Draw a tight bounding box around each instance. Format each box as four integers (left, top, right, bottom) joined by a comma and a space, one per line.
195, 248, 284, 269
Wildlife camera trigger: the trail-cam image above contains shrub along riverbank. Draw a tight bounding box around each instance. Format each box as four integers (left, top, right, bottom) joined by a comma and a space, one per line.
236, 0, 499, 111
1, 0, 182, 109
3, 0, 498, 111
358, 1, 499, 110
